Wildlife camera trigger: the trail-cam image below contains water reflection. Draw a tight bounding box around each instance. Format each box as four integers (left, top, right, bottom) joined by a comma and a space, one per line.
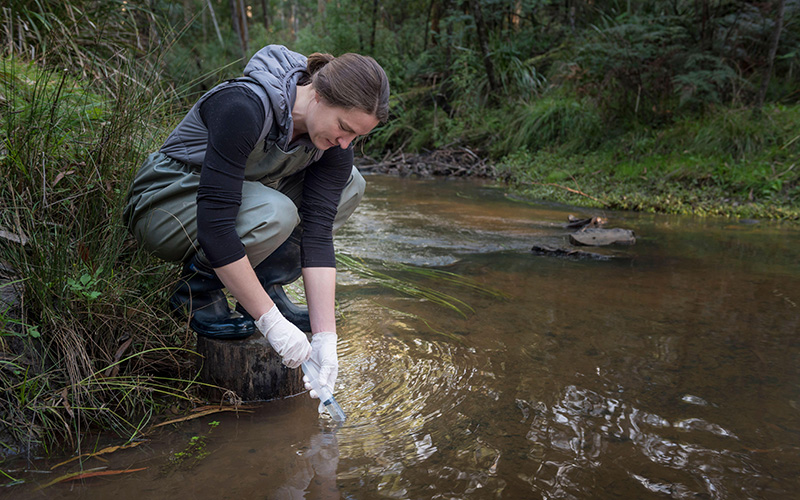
273, 431, 339, 500
518, 384, 749, 498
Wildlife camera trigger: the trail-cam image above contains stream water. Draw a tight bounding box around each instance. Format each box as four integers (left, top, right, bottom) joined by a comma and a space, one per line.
7, 174, 800, 499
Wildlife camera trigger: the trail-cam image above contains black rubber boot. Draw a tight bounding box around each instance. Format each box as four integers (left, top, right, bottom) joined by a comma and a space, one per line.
236, 229, 311, 332
169, 253, 255, 340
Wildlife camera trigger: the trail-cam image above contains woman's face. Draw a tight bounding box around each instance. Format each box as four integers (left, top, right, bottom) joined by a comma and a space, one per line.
305, 93, 380, 151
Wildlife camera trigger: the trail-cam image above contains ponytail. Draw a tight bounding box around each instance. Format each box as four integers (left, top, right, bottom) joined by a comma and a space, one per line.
306, 52, 335, 76
305, 52, 390, 123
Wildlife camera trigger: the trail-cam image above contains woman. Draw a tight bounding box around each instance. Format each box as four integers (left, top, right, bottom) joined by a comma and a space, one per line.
123, 45, 389, 402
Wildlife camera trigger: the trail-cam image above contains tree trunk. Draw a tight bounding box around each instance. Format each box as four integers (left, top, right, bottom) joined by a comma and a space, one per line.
230, 0, 242, 55
470, 0, 497, 94
512, 0, 522, 30
239, 0, 249, 53
370, 0, 378, 53
755, 0, 786, 111
444, 17, 453, 78
261, 0, 270, 31
206, 0, 224, 44
357, 1, 364, 51
290, 0, 298, 39
183, 0, 192, 25
230, 0, 248, 60
424, 0, 434, 50
428, 0, 449, 49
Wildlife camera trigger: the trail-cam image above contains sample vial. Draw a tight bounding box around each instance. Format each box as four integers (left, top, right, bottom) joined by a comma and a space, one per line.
301, 361, 346, 422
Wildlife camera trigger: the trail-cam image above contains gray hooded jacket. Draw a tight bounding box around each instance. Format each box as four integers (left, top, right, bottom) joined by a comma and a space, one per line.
159, 45, 324, 177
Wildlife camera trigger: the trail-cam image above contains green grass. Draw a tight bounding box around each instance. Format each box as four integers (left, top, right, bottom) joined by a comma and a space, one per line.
0, 2, 241, 459
367, 76, 798, 222
495, 104, 800, 221
494, 95, 605, 156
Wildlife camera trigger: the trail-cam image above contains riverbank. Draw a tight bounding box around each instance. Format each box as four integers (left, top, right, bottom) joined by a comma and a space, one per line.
362, 151, 799, 221
362, 104, 800, 222
496, 150, 799, 222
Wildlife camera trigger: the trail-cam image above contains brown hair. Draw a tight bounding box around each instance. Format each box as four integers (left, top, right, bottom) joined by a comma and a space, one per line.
306, 52, 390, 123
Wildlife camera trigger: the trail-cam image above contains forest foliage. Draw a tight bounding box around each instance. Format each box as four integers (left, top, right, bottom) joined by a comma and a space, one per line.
4, 1, 798, 155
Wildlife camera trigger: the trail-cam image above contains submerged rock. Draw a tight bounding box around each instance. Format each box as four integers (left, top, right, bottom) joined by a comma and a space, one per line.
530, 216, 636, 260
569, 228, 636, 246
530, 243, 613, 261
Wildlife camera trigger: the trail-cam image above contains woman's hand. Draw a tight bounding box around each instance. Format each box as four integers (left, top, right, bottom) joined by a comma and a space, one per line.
256, 305, 311, 368
308, 332, 338, 397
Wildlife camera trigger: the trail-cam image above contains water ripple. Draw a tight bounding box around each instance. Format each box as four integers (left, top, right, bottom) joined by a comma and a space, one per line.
517, 385, 762, 499
334, 299, 477, 470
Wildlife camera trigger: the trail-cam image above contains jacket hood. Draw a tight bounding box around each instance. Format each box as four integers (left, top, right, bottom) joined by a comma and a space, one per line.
243, 45, 308, 137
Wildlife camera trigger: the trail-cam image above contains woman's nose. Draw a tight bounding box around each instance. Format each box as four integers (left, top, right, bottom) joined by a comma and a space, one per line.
338, 134, 356, 149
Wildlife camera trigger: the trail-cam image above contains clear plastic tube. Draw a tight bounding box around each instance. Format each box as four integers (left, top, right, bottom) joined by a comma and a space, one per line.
301, 361, 346, 422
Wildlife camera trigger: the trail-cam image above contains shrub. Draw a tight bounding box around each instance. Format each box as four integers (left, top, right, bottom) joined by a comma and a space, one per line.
497, 94, 605, 156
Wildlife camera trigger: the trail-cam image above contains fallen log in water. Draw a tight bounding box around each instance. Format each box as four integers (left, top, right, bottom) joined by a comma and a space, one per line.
358, 147, 497, 178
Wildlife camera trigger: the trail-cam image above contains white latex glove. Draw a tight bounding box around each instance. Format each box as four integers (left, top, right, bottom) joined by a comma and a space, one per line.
256, 305, 311, 369
304, 332, 338, 400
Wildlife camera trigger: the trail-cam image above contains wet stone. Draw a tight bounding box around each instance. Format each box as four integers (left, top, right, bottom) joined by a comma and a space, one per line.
569, 228, 636, 247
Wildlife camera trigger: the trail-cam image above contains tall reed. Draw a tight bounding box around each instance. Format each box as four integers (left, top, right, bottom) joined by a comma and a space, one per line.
0, 37, 191, 457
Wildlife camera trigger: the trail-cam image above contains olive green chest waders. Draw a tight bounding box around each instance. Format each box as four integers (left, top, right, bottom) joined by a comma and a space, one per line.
123, 140, 366, 339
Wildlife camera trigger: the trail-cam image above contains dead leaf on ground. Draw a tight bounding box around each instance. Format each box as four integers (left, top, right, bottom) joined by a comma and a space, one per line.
104, 337, 133, 378
51, 441, 146, 470
36, 467, 147, 490
60, 387, 74, 419
52, 169, 76, 187
152, 406, 253, 428
63, 467, 147, 482
0, 229, 28, 245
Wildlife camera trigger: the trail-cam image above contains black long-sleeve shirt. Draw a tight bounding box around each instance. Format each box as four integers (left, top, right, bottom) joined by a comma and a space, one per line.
195, 86, 353, 268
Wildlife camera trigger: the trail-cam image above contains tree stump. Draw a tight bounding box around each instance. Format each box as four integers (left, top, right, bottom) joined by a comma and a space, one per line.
196, 333, 307, 402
